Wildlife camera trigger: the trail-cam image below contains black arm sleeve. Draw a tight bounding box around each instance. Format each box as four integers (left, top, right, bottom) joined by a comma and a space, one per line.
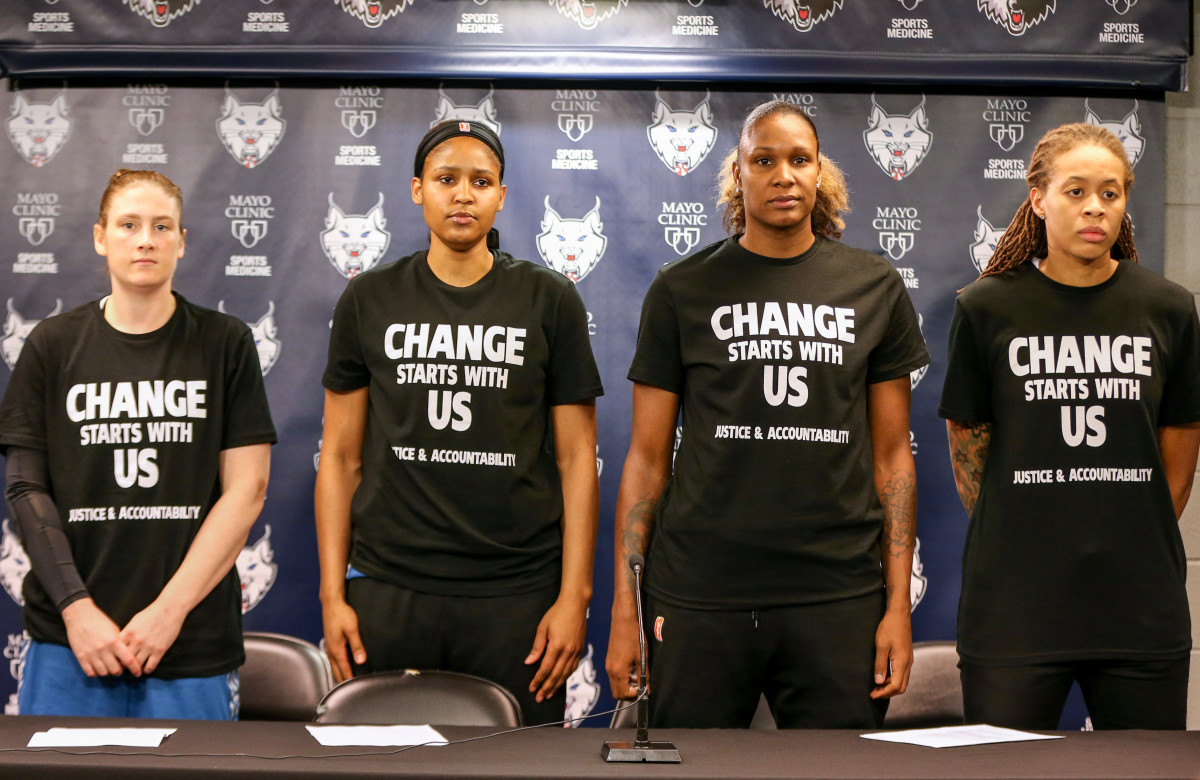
4, 447, 88, 611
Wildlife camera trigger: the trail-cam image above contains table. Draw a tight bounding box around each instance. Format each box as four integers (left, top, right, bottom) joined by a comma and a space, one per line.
1, 716, 1197, 779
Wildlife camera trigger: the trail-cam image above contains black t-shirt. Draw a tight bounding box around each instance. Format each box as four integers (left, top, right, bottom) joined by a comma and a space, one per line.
939, 261, 1200, 665
322, 250, 603, 596
0, 294, 277, 678
630, 236, 929, 609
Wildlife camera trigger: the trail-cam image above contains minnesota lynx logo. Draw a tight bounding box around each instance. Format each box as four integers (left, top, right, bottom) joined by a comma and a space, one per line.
977, 0, 1056, 36
322, 193, 391, 279
970, 206, 1006, 274
335, 0, 414, 27
1084, 99, 1144, 168
550, 0, 628, 29
216, 88, 286, 169
910, 537, 927, 609
764, 0, 844, 32
564, 644, 600, 725
431, 87, 501, 134
124, 0, 201, 26
1106, 0, 1136, 14
910, 314, 927, 390
219, 301, 281, 376
536, 197, 607, 283
3, 299, 61, 371
863, 95, 932, 181
647, 91, 718, 177
0, 520, 30, 606
7, 92, 72, 168
236, 525, 277, 613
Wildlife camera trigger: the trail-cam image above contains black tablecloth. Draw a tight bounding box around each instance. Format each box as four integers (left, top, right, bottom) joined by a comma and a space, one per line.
1, 716, 1198, 779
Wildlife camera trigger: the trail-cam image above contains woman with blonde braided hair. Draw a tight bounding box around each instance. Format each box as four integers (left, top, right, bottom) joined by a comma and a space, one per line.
606, 100, 927, 728
940, 123, 1200, 729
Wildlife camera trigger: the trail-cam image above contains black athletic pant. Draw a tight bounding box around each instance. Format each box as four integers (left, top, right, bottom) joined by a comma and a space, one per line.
346, 577, 566, 726
960, 657, 1189, 730
643, 590, 888, 729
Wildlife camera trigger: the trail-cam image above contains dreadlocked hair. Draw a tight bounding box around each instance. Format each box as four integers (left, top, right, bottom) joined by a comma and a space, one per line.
716, 101, 850, 240
980, 122, 1137, 279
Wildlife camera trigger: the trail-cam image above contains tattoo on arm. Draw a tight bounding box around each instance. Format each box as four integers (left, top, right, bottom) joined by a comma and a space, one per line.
947, 421, 992, 516
620, 496, 656, 589
879, 469, 916, 560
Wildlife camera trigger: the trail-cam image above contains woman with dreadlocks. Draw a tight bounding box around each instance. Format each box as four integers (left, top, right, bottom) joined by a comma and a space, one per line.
605, 100, 928, 728
939, 123, 1200, 730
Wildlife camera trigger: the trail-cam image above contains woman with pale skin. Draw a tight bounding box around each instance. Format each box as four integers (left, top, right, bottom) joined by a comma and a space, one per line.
316, 122, 601, 726
0, 169, 274, 719
605, 101, 927, 728
941, 123, 1200, 729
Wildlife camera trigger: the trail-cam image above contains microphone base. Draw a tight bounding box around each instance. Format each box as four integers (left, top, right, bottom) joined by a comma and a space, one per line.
601, 740, 681, 763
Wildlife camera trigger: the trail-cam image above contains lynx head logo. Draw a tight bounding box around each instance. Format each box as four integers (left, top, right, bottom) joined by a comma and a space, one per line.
910, 537, 928, 609
236, 524, 277, 614
977, 0, 1056, 36
910, 314, 928, 390
863, 95, 932, 181
0, 520, 30, 607
564, 643, 601, 724
764, 0, 844, 32
1106, 0, 1136, 14
970, 206, 1006, 275
219, 301, 281, 376
216, 87, 286, 169
322, 193, 390, 279
536, 196, 607, 283
1084, 99, 1144, 168
124, 0, 201, 27
335, 0, 414, 27
431, 87, 501, 134
550, 0, 628, 29
7, 92, 72, 168
3, 299, 61, 371
647, 91, 718, 177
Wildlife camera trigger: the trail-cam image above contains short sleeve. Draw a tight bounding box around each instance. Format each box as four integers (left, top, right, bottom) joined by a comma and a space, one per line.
221, 325, 277, 450
322, 281, 370, 392
0, 326, 50, 454
627, 270, 684, 393
1158, 302, 1200, 426
866, 270, 930, 384
938, 298, 993, 423
546, 281, 604, 406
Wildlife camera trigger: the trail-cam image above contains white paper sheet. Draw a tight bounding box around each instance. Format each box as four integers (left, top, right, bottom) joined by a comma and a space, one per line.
305, 724, 448, 747
861, 724, 1065, 749
27, 727, 177, 748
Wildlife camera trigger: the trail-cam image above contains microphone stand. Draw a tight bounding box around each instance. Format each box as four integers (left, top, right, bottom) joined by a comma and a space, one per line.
602, 555, 681, 763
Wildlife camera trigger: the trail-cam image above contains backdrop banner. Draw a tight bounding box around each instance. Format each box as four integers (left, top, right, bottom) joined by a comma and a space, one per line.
0, 80, 1165, 728
0, 0, 1191, 90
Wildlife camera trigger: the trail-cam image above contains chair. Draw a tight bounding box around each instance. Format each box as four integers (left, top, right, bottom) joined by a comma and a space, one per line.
314, 669, 524, 727
239, 631, 334, 721
882, 640, 964, 729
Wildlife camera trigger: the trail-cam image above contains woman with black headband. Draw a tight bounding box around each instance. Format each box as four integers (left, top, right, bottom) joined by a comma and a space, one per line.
315, 121, 603, 725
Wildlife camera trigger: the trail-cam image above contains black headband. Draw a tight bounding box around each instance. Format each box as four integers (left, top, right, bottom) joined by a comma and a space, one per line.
413, 120, 505, 180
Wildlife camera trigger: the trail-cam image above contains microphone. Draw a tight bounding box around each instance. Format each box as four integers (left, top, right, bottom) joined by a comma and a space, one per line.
602, 554, 680, 763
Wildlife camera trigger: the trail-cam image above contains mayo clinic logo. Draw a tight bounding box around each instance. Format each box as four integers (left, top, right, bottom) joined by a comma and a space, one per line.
336, 85, 382, 139
898, 0, 924, 8
983, 98, 1030, 152
124, 85, 170, 136
13, 192, 60, 247
1107, 0, 1137, 13
659, 202, 707, 256
226, 194, 274, 249
873, 206, 921, 262
770, 93, 817, 117
553, 89, 598, 142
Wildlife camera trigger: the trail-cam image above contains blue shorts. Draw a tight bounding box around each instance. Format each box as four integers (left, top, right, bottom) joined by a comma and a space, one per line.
18, 640, 239, 720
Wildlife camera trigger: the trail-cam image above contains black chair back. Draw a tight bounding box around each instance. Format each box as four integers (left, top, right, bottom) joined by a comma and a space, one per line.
882, 640, 964, 729
240, 631, 334, 721
315, 669, 524, 727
